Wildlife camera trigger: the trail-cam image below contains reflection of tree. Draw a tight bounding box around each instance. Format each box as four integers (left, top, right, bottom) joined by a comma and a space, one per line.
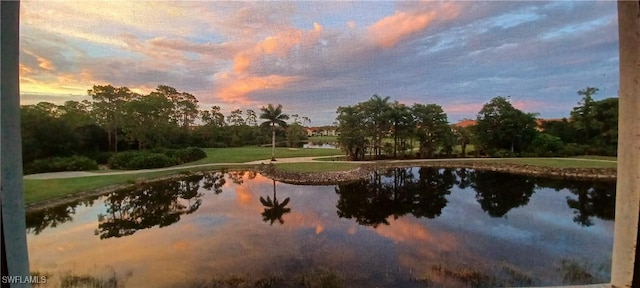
95, 175, 205, 239
335, 167, 454, 227
260, 180, 291, 225
471, 171, 535, 217
202, 171, 226, 194
408, 167, 454, 219
531, 176, 615, 226
565, 181, 615, 226
227, 170, 248, 185
26, 199, 96, 235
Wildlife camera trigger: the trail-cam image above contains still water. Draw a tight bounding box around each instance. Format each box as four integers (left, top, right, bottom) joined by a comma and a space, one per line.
26, 168, 615, 287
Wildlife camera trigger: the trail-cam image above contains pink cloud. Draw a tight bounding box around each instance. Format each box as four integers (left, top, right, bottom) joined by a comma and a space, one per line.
368, 3, 460, 48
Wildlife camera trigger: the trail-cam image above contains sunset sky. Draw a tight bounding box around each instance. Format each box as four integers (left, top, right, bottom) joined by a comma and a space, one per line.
19, 1, 619, 125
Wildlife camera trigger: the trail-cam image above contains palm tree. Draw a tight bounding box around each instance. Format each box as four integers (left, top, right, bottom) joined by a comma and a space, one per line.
259, 104, 289, 161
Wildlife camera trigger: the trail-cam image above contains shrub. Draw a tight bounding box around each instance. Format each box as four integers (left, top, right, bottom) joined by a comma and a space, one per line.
108, 151, 141, 169
84, 151, 113, 165
24, 156, 98, 174
108, 147, 206, 170
530, 133, 565, 157
127, 153, 176, 169
491, 149, 515, 158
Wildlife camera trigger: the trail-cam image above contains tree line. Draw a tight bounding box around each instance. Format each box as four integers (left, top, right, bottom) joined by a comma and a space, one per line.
21, 84, 308, 170
336, 87, 618, 160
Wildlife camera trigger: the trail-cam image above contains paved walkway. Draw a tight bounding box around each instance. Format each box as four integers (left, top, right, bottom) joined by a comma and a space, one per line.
23, 156, 617, 180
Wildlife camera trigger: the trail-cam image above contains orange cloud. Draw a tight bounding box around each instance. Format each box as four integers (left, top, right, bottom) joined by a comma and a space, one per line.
368, 3, 460, 48
214, 24, 329, 103
23, 49, 56, 71
443, 102, 483, 114
215, 73, 299, 104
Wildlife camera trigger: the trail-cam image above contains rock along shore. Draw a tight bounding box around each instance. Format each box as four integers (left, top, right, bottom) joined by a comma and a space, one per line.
257, 160, 617, 185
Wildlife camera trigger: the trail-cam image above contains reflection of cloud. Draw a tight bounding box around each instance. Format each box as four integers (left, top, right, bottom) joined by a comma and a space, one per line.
235, 185, 254, 205
374, 218, 458, 252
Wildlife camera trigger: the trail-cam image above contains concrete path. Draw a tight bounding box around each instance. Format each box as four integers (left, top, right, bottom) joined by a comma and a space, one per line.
23, 156, 616, 180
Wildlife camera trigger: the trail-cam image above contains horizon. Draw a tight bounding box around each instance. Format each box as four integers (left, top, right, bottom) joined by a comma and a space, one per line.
19, 1, 619, 126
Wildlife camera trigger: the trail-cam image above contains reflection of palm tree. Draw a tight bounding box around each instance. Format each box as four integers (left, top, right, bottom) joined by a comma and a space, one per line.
259, 180, 291, 225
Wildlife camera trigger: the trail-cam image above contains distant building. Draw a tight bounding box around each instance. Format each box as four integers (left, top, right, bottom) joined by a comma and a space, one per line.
306, 126, 340, 137
453, 119, 477, 128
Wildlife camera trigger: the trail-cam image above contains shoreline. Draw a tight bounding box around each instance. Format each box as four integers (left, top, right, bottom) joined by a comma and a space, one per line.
25, 161, 616, 213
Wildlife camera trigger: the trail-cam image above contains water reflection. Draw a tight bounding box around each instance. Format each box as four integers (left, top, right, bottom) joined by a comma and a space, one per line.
26, 199, 95, 235
336, 167, 614, 226
259, 180, 291, 225
94, 172, 224, 239
336, 167, 454, 227
26, 167, 616, 287
470, 171, 535, 218
532, 176, 616, 226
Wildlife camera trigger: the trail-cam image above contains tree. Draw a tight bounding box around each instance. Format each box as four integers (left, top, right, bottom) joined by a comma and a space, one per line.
245, 109, 258, 127
452, 125, 472, 157
336, 105, 368, 160
260, 104, 289, 161
89, 85, 133, 152
571, 87, 599, 143
475, 96, 537, 155
361, 95, 391, 158
121, 93, 175, 149
412, 103, 450, 158
388, 102, 414, 158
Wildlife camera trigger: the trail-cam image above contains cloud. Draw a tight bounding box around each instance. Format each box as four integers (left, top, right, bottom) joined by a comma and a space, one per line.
214, 73, 299, 104
368, 2, 460, 48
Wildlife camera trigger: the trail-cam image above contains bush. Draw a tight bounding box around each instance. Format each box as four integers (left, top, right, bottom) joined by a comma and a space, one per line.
24, 156, 98, 174
108, 151, 141, 169
172, 147, 207, 163
530, 133, 565, 157
491, 149, 516, 158
561, 143, 587, 157
127, 153, 176, 169
108, 147, 206, 170
84, 151, 113, 165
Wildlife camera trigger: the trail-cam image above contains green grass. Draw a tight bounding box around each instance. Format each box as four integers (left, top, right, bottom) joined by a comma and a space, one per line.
488, 158, 617, 169
274, 162, 360, 172
185, 146, 343, 165
23, 165, 254, 204
25, 171, 180, 204
572, 155, 617, 161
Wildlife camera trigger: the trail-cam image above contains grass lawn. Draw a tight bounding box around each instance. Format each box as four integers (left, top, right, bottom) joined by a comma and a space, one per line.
489, 157, 617, 169
24, 170, 181, 204
185, 146, 344, 165
572, 155, 617, 161
274, 162, 360, 172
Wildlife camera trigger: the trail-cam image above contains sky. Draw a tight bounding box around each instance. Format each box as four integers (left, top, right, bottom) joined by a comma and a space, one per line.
19, 1, 620, 125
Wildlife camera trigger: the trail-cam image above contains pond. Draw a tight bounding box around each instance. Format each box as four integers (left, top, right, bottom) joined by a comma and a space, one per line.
26, 168, 615, 287
302, 142, 338, 149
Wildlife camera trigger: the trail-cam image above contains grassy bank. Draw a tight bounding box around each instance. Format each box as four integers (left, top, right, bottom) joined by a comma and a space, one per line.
24, 149, 617, 206
185, 146, 343, 165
